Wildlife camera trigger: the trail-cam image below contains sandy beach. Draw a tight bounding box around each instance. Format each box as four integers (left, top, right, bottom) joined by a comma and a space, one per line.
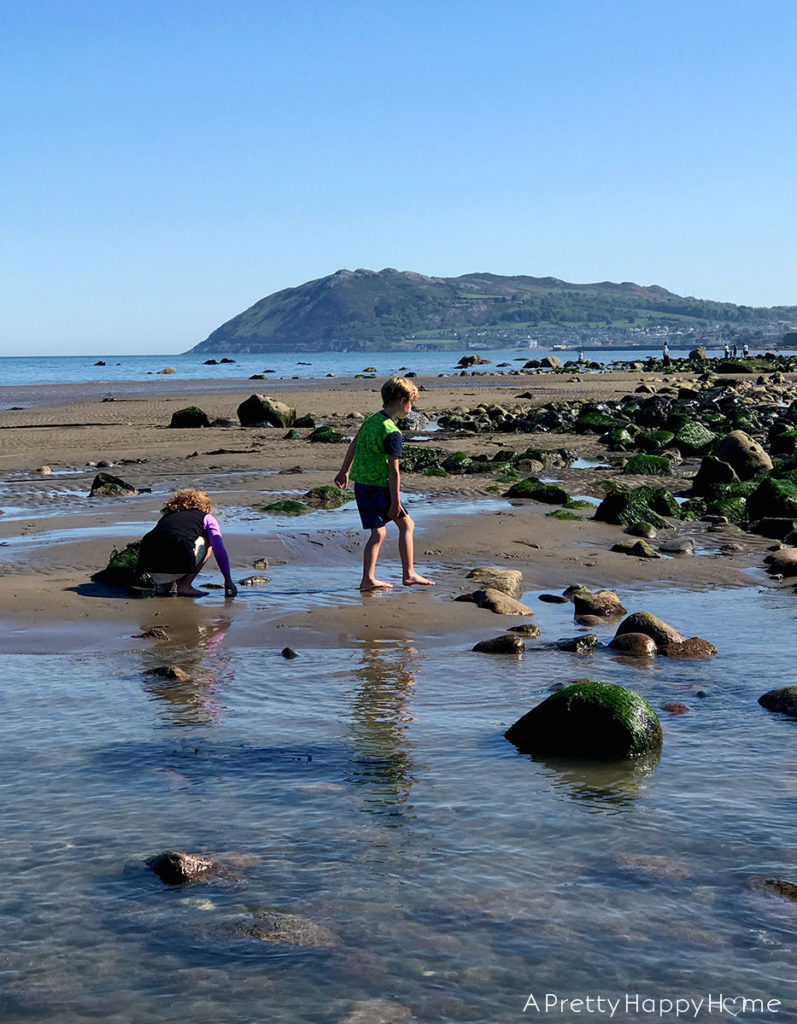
0, 368, 777, 654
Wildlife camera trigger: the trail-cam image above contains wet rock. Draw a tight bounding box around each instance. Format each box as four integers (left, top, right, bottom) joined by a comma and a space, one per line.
614, 611, 686, 652
253, 558, 270, 570
134, 626, 170, 639
169, 406, 211, 428
674, 421, 716, 455
503, 478, 569, 504
457, 588, 534, 615
237, 394, 296, 428
35, 465, 53, 475
660, 701, 691, 714
616, 853, 691, 880
89, 471, 139, 497
144, 665, 192, 682
750, 877, 797, 902
396, 410, 429, 432
307, 425, 346, 443
244, 910, 340, 948
554, 634, 598, 654
658, 536, 696, 555
457, 354, 489, 368
749, 478, 797, 524
473, 634, 525, 654
157, 367, 177, 375
466, 567, 524, 600
758, 685, 797, 717
720, 542, 744, 554
91, 541, 150, 588
608, 633, 657, 657
539, 355, 561, 370
508, 623, 541, 638
336, 999, 415, 1024
624, 523, 657, 539
571, 589, 627, 618
281, 647, 299, 659
238, 575, 271, 586
593, 484, 676, 531
147, 850, 214, 884
303, 485, 354, 509
714, 430, 772, 479
763, 547, 797, 577
611, 539, 660, 558
623, 453, 673, 476
690, 455, 738, 497
505, 681, 663, 759
664, 637, 717, 659
539, 593, 569, 603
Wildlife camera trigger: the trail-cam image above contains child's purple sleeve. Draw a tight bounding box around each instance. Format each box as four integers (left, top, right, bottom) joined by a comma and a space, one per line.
204, 514, 231, 576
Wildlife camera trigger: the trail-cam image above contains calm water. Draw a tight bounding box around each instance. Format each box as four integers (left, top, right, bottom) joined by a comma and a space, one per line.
0, 346, 751, 390
1, 577, 796, 1022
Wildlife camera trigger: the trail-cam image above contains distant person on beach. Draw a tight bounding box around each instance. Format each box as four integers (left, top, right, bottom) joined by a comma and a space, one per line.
733, 344, 738, 357
743, 343, 749, 357
662, 342, 670, 366
724, 343, 731, 358
334, 376, 434, 591
138, 488, 238, 597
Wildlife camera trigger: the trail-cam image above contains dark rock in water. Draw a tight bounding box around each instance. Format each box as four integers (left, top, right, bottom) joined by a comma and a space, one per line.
204, 359, 218, 365
664, 637, 717, 659
134, 626, 170, 639
611, 539, 660, 558
614, 611, 686, 652
219, 357, 236, 364
94, 360, 106, 366
505, 681, 663, 759
281, 647, 299, 659
758, 685, 797, 717
253, 558, 270, 570
571, 589, 627, 618
147, 850, 214, 884
89, 471, 139, 497
457, 354, 490, 368
473, 634, 525, 654
660, 701, 691, 714
750, 877, 797, 902
554, 634, 598, 654
144, 665, 192, 682
169, 406, 211, 428
608, 632, 657, 657
237, 394, 296, 428
509, 623, 541, 638
689, 347, 707, 361
539, 593, 569, 603
238, 575, 271, 586
243, 910, 340, 949
466, 567, 524, 600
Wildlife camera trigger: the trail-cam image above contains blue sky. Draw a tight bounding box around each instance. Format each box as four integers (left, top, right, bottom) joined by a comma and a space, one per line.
2, 0, 796, 355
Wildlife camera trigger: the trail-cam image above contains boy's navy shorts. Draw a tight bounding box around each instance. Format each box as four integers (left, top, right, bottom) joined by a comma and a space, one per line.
354, 483, 393, 529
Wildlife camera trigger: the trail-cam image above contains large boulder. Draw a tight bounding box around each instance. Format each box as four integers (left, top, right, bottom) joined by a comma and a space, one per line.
713, 430, 772, 480
691, 455, 738, 497
539, 356, 561, 370
466, 568, 524, 600
763, 547, 797, 577
748, 477, 797, 523
505, 681, 663, 759
237, 394, 296, 428
614, 611, 686, 652
169, 406, 211, 428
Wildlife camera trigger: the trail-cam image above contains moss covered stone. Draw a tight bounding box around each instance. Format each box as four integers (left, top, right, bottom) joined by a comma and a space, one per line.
675, 421, 716, 454
307, 426, 346, 443
302, 486, 354, 509
442, 451, 473, 474
169, 406, 211, 428
400, 445, 447, 473
636, 429, 675, 453
504, 478, 569, 504
748, 476, 797, 522
622, 454, 673, 476
259, 499, 311, 515
547, 509, 583, 520
504, 681, 663, 759
593, 484, 678, 530
575, 412, 626, 435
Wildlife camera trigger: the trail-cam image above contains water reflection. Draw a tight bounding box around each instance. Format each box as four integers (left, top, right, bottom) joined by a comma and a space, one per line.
529, 751, 660, 811
138, 616, 232, 726
344, 642, 418, 822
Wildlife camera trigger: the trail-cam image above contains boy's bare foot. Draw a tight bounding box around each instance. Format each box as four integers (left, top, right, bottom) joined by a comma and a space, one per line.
403, 574, 435, 586
176, 586, 209, 597
360, 580, 394, 591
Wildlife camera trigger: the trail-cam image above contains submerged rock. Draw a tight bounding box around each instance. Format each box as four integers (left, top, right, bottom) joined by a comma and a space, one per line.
664, 638, 717, 659
509, 623, 541, 639
758, 685, 797, 717
473, 634, 525, 654
505, 681, 663, 759
144, 665, 192, 682
608, 633, 658, 657
147, 850, 214, 884
660, 701, 691, 715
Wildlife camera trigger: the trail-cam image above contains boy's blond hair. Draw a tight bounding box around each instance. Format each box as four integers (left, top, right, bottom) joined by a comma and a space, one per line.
162, 488, 212, 514
381, 375, 419, 406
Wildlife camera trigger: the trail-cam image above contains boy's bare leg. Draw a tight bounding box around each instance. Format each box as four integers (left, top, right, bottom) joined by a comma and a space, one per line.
396, 515, 434, 586
361, 526, 393, 590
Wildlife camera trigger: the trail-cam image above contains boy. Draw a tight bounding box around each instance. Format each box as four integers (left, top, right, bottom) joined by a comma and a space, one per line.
334, 376, 434, 591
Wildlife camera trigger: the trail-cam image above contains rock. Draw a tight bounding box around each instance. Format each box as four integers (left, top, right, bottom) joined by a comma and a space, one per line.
259, 499, 310, 515
593, 484, 676, 531
244, 910, 340, 949
750, 877, 797, 902
281, 647, 299, 659
674, 421, 716, 455
713, 430, 773, 479
540, 356, 561, 370
237, 394, 296, 428
303, 485, 354, 509
554, 634, 598, 654
571, 589, 627, 618
307, 425, 346, 443
749, 478, 797, 524
456, 588, 534, 615
473, 634, 525, 654
35, 465, 53, 475
689, 347, 707, 360
608, 632, 658, 657
134, 626, 170, 639
157, 367, 177, 374
758, 685, 797, 717
623, 454, 673, 476
144, 665, 192, 682
664, 637, 717, 658
457, 354, 489, 368
539, 593, 569, 603
466, 567, 524, 600
335, 999, 415, 1024
763, 547, 797, 576
396, 410, 429, 432
614, 611, 687, 652
238, 575, 271, 586
89, 471, 139, 497
658, 536, 696, 555
169, 406, 211, 428
253, 558, 270, 570
508, 623, 541, 638
503, 478, 569, 504
147, 850, 214, 884
660, 701, 691, 714
611, 539, 660, 558
505, 681, 663, 759
91, 541, 149, 588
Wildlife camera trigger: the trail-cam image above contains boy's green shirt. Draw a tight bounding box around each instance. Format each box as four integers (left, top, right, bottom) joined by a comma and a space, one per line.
350, 411, 402, 487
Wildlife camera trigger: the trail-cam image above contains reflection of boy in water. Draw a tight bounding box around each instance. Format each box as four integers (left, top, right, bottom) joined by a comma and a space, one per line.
334, 376, 434, 592
138, 488, 238, 598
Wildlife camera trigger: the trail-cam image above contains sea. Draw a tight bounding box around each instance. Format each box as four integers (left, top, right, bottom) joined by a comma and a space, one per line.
1, 346, 795, 1022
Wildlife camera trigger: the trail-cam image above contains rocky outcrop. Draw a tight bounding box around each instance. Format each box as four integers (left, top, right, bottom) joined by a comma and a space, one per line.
466, 568, 524, 600
237, 394, 296, 428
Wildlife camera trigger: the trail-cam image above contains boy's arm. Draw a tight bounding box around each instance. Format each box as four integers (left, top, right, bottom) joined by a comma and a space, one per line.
334, 430, 359, 489
387, 455, 404, 520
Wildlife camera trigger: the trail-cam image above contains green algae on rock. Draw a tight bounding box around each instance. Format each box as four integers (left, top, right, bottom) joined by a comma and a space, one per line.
505, 681, 663, 759
504, 478, 569, 504
302, 486, 354, 509
258, 499, 311, 515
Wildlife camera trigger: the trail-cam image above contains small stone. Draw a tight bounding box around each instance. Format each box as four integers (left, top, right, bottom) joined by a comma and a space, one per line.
472, 634, 525, 654
608, 632, 658, 657
134, 627, 170, 639
539, 593, 569, 604
144, 665, 192, 682
660, 701, 691, 714
253, 558, 270, 570
238, 575, 271, 586
554, 634, 598, 654
35, 465, 53, 475
508, 623, 541, 638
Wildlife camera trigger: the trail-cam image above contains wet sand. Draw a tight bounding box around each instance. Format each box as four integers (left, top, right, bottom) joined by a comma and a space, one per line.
0, 370, 777, 655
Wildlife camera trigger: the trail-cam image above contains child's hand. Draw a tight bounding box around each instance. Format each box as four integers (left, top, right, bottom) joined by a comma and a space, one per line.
224, 576, 238, 598
334, 470, 349, 489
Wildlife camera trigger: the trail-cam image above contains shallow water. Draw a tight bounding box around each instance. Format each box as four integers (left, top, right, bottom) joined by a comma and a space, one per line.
1, 580, 796, 1022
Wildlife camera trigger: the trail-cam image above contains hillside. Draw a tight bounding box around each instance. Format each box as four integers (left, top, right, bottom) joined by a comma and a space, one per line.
190, 268, 797, 353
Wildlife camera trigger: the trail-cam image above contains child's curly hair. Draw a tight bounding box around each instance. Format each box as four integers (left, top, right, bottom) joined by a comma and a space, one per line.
381, 376, 419, 405
162, 488, 212, 514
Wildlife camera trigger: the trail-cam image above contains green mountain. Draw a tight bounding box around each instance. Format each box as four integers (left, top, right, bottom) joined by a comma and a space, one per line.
190, 268, 797, 353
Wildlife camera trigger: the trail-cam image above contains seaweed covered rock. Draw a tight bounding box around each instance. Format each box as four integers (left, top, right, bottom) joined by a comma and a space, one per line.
169, 406, 211, 428
307, 425, 346, 443
89, 472, 139, 497
91, 541, 151, 588
748, 477, 797, 523
622, 454, 673, 476
691, 455, 738, 497
237, 394, 296, 428
400, 445, 447, 473
593, 483, 679, 531
674, 421, 716, 455
504, 478, 569, 504
303, 486, 354, 509
505, 681, 663, 759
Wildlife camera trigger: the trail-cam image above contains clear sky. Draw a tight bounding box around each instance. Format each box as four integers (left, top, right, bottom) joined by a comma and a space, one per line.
2, 0, 796, 356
